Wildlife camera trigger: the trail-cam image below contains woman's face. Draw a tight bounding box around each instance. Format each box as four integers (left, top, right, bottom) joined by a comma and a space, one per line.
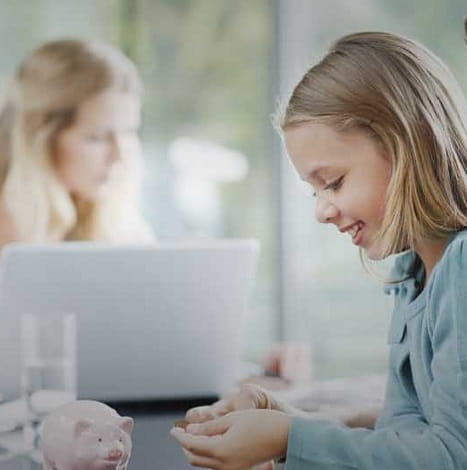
53, 89, 141, 201
284, 122, 392, 259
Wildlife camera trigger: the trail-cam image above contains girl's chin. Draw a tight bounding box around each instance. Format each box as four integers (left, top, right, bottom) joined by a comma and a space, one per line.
363, 242, 385, 261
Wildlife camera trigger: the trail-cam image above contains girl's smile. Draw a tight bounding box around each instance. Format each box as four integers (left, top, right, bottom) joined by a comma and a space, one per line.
341, 221, 364, 245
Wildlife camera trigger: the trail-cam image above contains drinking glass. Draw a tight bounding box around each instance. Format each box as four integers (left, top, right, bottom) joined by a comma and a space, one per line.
20, 313, 77, 453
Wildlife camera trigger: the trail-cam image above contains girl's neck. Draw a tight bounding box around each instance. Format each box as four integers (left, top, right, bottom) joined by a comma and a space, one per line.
415, 237, 449, 285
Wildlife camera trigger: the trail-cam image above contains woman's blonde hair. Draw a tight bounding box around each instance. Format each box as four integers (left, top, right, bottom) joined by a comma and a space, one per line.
278, 31, 467, 258
0, 39, 152, 243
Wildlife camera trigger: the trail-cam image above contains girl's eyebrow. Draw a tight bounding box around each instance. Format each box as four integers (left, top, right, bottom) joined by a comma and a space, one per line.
306, 164, 332, 182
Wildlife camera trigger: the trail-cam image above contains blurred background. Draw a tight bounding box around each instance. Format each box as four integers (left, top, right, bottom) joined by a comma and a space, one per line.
1, 0, 465, 380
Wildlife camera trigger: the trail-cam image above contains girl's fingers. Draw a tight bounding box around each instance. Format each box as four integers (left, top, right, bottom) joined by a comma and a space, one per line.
258, 461, 275, 470
186, 405, 218, 423
186, 400, 230, 423
182, 447, 220, 469
170, 427, 219, 457
211, 398, 232, 415
186, 417, 230, 436
239, 383, 269, 408
184, 386, 267, 429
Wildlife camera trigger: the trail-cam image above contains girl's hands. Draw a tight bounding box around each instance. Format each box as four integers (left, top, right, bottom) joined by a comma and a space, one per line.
170, 409, 290, 470
185, 383, 285, 424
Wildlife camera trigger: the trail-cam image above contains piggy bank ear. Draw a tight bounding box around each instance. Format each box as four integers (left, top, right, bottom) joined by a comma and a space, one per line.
119, 417, 134, 435
74, 419, 93, 437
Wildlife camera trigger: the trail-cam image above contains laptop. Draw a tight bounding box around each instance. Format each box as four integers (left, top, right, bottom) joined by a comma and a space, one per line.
0, 240, 258, 402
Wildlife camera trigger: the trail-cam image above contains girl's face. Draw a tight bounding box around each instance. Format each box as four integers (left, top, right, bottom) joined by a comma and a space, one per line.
53, 89, 141, 202
284, 122, 392, 259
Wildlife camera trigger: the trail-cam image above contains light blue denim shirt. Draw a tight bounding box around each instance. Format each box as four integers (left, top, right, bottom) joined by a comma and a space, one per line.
285, 229, 467, 469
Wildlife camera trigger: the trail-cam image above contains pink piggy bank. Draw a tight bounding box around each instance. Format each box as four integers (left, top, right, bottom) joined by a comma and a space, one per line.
41, 400, 134, 470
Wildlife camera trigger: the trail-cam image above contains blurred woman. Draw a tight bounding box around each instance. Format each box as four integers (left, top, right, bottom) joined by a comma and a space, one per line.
0, 39, 153, 248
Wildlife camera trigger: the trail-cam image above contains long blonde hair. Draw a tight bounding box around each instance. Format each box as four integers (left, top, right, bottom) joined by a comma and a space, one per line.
0, 39, 152, 243
279, 32, 467, 258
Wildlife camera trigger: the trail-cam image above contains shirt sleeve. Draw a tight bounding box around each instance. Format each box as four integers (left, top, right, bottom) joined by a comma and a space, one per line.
285, 238, 467, 470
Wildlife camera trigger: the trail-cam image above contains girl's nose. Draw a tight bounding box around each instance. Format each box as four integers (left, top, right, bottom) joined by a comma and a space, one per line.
315, 196, 339, 223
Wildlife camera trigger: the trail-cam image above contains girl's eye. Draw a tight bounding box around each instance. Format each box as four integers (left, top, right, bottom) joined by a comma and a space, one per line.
324, 176, 344, 191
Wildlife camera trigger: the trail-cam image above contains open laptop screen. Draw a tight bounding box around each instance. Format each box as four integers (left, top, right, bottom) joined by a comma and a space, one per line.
0, 240, 259, 401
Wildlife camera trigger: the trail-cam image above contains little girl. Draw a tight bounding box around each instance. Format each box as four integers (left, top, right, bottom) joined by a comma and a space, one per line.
171, 31, 467, 469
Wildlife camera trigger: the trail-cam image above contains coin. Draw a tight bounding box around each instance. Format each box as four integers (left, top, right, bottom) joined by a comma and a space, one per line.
173, 419, 189, 431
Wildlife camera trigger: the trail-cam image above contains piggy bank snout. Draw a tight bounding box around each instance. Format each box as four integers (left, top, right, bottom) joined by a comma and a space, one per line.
107, 444, 124, 461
